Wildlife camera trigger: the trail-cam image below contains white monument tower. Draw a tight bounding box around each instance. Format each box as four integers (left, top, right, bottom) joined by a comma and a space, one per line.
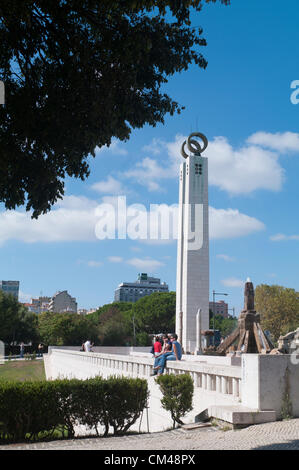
176, 132, 209, 353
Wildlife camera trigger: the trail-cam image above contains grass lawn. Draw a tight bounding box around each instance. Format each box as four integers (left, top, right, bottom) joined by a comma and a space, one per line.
0, 359, 46, 382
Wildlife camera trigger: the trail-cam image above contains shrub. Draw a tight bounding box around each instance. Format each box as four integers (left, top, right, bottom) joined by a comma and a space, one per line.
51, 379, 83, 437
72, 377, 108, 436
104, 376, 149, 435
0, 381, 62, 441
0, 376, 149, 442
156, 373, 194, 429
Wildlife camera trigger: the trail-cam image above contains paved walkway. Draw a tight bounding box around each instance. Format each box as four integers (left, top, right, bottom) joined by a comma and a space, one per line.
1, 419, 299, 450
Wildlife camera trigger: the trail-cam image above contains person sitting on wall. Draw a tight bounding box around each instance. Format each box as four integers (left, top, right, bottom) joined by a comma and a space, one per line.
152, 335, 171, 374
152, 334, 182, 376
84, 340, 94, 352
153, 336, 162, 357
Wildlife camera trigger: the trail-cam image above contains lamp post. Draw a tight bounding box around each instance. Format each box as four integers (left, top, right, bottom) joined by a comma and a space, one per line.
212, 290, 228, 345
132, 315, 136, 347
228, 307, 235, 317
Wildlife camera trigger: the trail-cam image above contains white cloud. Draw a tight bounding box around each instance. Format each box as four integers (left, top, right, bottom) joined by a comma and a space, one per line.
124, 157, 169, 192
0, 196, 98, 244
206, 137, 284, 194
91, 176, 126, 195
126, 257, 164, 271
247, 131, 299, 153
0, 196, 264, 245
209, 207, 265, 239
124, 134, 185, 192
221, 278, 244, 288
130, 246, 142, 252
124, 132, 287, 195
95, 138, 128, 156
165, 134, 186, 173
108, 256, 123, 263
87, 260, 103, 267
270, 233, 299, 241
19, 291, 34, 303
142, 138, 164, 155
216, 254, 235, 262
107, 254, 164, 272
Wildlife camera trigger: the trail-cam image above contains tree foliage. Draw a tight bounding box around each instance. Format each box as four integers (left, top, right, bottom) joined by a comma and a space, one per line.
209, 312, 237, 337
88, 293, 176, 345
255, 284, 299, 342
88, 301, 133, 345
38, 311, 97, 345
156, 373, 193, 428
0, 0, 229, 217
0, 291, 38, 343
95, 305, 132, 346
89, 301, 133, 323
132, 291, 176, 334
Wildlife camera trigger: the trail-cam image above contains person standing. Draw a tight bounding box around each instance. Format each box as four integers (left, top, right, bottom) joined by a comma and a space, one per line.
20, 342, 25, 359
38, 343, 44, 357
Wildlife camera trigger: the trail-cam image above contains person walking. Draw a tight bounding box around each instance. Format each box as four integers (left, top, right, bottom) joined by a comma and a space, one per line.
152, 334, 182, 376
20, 342, 25, 359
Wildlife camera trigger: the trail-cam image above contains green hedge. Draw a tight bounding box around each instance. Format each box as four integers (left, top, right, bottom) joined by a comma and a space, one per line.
0, 376, 149, 442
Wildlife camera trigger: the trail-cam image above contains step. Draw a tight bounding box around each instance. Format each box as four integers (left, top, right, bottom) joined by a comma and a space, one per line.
208, 405, 276, 426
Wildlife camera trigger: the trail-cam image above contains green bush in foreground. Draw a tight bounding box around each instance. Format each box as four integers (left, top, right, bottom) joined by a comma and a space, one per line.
0, 376, 148, 442
156, 374, 194, 429
0, 381, 63, 441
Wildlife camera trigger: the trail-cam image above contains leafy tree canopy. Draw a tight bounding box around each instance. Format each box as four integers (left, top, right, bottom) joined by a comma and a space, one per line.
255, 284, 299, 342
97, 306, 132, 346
0, 0, 229, 217
209, 311, 237, 337
38, 311, 97, 345
0, 290, 38, 343
89, 301, 133, 323
132, 291, 176, 334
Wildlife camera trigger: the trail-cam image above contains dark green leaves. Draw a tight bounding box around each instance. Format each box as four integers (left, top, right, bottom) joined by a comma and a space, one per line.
0, 1, 229, 217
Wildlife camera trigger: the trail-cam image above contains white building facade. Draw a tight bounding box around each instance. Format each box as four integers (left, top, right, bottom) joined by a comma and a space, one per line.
49, 290, 77, 313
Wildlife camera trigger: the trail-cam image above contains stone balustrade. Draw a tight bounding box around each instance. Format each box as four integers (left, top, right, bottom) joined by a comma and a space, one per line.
45, 348, 242, 400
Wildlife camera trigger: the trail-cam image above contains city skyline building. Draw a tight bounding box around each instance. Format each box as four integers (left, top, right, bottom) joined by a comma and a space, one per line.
0, 280, 19, 299
114, 272, 169, 303
209, 300, 229, 318
48, 290, 77, 313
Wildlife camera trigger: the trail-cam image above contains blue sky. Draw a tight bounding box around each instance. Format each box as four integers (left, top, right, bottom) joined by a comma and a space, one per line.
1, 0, 299, 314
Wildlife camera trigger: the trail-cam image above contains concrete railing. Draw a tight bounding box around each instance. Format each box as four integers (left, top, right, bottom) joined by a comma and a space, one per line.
45, 348, 242, 400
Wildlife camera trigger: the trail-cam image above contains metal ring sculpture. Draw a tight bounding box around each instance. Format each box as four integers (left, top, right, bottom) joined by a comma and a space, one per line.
180, 132, 208, 159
